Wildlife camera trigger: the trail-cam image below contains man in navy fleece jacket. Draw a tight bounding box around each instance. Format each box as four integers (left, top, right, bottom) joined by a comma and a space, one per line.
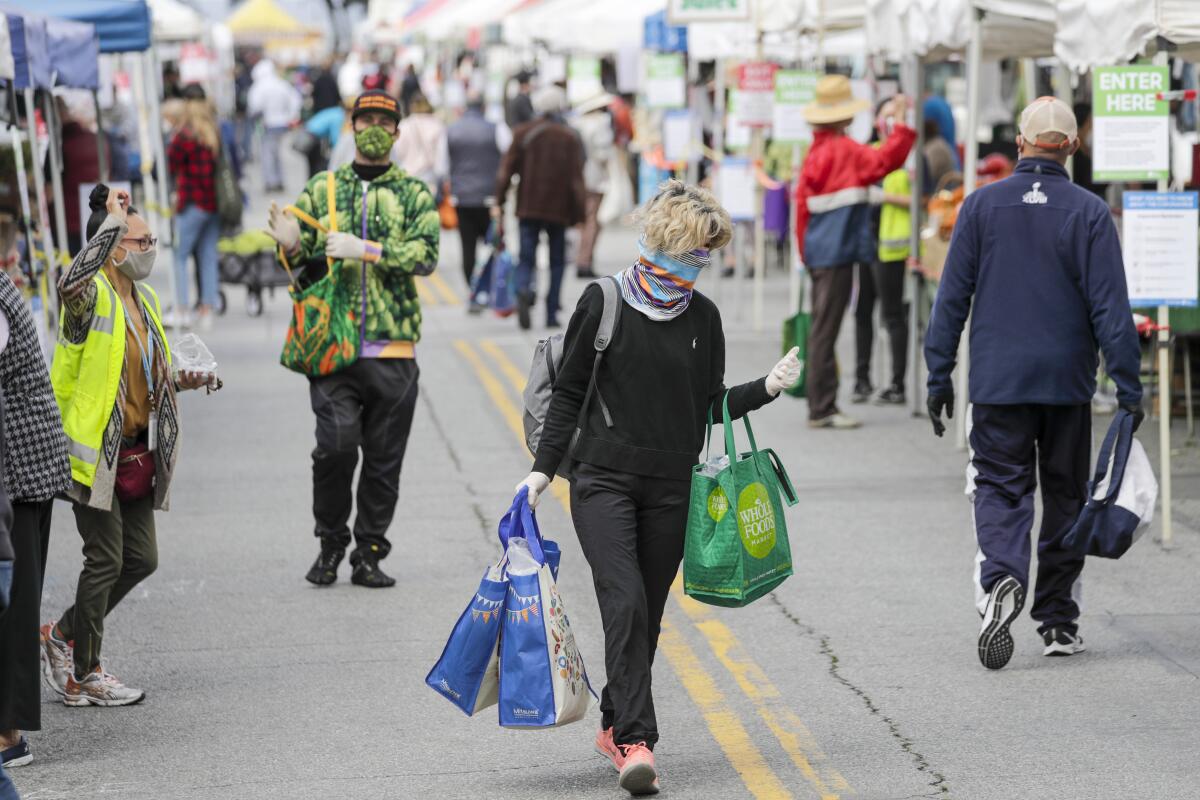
923, 97, 1143, 671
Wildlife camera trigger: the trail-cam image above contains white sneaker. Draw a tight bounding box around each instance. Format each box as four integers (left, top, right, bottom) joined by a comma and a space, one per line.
978, 575, 1025, 670
161, 308, 192, 330
40, 621, 72, 697
64, 667, 146, 707
1042, 626, 1086, 657
808, 413, 862, 430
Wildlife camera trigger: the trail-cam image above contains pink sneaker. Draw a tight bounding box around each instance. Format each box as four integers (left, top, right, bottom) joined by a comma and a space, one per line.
618, 743, 660, 795
595, 727, 624, 771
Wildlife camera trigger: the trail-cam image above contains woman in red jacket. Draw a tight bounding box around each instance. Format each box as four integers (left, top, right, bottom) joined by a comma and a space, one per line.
794, 77, 915, 430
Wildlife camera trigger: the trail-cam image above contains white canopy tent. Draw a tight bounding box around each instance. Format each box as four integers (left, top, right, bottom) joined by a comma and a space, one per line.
148, 0, 206, 43
502, 0, 669, 53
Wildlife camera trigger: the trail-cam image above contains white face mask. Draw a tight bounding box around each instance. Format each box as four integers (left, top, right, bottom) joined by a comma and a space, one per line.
113, 245, 156, 281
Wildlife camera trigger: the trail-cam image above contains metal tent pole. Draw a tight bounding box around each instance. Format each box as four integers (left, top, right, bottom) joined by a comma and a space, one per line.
146, 47, 180, 323
24, 86, 58, 335
955, 7, 983, 450
43, 93, 70, 263
1153, 49, 1173, 549
906, 56, 925, 418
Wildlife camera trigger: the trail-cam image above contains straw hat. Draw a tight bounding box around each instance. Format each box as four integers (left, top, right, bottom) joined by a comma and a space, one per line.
804, 75, 870, 125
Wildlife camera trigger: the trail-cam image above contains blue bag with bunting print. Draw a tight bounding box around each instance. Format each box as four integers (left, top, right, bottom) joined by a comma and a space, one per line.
425, 561, 507, 716
425, 492, 561, 716
498, 489, 596, 728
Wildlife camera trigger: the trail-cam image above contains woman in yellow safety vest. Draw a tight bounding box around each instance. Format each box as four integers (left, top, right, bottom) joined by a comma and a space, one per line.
40, 185, 219, 708
871, 113, 914, 405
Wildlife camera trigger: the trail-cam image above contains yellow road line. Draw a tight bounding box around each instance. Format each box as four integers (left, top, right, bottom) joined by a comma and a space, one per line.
658, 621, 793, 800
479, 339, 528, 396
416, 279, 438, 307
429, 271, 462, 306
456, 337, 799, 799
674, 584, 851, 799
454, 340, 568, 509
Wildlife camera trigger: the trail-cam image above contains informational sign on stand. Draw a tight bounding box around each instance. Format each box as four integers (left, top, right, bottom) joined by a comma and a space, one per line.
644, 53, 686, 109
667, 0, 749, 23
566, 57, 601, 105
662, 110, 693, 163
772, 70, 818, 144
717, 156, 756, 221
1122, 191, 1200, 306
1092, 65, 1170, 182
736, 62, 777, 128
726, 91, 752, 151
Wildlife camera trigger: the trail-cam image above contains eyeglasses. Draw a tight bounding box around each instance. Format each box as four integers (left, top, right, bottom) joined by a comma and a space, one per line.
121, 235, 158, 252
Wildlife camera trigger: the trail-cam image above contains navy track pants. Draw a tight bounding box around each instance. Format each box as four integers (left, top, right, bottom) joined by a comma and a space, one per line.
968, 403, 1090, 635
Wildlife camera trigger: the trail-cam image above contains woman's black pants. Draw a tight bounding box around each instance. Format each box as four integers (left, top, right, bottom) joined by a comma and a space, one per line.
0, 500, 52, 732
569, 462, 690, 751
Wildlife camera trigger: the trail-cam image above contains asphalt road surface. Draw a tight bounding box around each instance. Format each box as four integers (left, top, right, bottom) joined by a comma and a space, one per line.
12, 161, 1200, 800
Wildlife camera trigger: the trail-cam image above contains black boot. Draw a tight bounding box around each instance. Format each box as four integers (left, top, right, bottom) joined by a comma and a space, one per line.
516, 290, 534, 331
350, 555, 396, 588
305, 544, 345, 586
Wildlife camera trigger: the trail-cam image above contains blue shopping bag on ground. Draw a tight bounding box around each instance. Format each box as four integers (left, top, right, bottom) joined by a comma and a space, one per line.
425, 561, 507, 716
490, 248, 516, 317
498, 489, 595, 728
1063, 409, 1157, 558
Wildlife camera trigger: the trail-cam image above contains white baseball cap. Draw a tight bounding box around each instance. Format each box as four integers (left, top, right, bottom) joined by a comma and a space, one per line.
1018, 96, 1078, 150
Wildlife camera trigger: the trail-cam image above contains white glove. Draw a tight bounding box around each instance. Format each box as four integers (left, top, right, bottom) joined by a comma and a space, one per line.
266, 202, 300, 254
515, 472, 552, 509
765, 346, 803, 396
325, 232, 367, 261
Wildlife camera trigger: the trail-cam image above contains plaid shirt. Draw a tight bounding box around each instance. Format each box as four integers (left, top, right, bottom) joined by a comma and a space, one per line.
167, 130, 218, 212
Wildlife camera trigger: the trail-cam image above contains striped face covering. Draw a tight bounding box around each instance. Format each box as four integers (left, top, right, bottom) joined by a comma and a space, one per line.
617, 239, 710, 321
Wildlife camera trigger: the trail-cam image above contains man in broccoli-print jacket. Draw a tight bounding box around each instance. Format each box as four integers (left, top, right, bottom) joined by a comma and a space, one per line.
268, 90, 439, 589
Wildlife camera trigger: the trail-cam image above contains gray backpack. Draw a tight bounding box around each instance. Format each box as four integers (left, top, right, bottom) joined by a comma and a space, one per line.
523, 277, 621, 478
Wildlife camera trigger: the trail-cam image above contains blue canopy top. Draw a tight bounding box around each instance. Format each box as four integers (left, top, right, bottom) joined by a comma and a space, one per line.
4, 11, 51, 89
46, 16, 99, 89
3, 0, 148, 53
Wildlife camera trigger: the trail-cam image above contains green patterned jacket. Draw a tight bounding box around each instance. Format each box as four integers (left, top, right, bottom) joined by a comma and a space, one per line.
288, 163, 439, 343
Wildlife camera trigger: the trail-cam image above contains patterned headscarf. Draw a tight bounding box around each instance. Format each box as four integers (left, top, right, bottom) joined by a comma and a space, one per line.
617, 238, 710, 321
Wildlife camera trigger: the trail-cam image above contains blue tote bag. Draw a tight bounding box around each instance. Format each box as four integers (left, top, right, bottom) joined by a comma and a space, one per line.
498, 489, 595, 728
425, 492, 564, 717
1063, 410, 1157, 559
425, 561, 507, 716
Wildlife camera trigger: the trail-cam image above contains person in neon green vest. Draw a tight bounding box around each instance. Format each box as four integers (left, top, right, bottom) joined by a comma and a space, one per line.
871, 112, 914, 405
40, 186, 218, 709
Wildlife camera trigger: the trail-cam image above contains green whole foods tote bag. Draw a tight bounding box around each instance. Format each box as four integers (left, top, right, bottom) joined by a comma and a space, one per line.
683, 393, 799, 607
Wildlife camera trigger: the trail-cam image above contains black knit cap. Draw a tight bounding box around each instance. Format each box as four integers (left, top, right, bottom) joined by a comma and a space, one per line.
352, 90, 401, 123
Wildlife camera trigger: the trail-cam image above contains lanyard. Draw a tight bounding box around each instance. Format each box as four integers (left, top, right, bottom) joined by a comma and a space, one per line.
120, 296, 156, 406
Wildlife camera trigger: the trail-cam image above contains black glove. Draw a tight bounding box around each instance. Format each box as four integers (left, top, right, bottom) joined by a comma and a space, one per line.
927, 390, 955, 438
1120, 403, 1145, 432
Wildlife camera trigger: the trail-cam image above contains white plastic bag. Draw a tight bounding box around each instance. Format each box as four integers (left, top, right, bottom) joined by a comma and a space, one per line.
172, 333, 218, 376
698, 455, 730, 478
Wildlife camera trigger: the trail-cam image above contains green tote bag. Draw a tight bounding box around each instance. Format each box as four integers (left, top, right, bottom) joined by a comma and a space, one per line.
683, 393, 799, 608
781, 311, 809, 398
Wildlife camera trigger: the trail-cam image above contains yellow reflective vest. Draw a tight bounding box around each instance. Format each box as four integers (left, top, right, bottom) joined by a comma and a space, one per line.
878, 167, 912, 262
51, 273, 171, 488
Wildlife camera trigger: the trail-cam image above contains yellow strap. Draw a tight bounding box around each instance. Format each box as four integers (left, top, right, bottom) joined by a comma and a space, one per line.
284, 205, 326, 234
279, 171, 342, 281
